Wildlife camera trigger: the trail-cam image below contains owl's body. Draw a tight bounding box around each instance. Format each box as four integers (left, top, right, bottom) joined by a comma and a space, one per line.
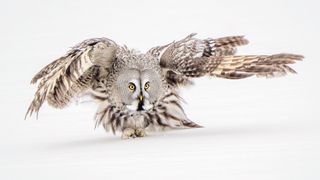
26, 34, 303, 138
91, 49, 197, 138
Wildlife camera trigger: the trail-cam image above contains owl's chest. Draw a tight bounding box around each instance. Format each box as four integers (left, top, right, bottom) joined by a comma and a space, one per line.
123, 114, 146, 129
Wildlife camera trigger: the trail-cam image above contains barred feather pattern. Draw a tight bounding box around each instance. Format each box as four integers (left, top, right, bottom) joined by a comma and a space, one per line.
153, 33, 249, 86
165, 70, 193, 87
26, 33, 303, 138
25, 38, 117, 118
95, 91, 201, 134
157, 33, 248, 68
210, 54, 304, 79
156, 34, 302, 80
163, 53, 303, 79
203, 35, 249, 57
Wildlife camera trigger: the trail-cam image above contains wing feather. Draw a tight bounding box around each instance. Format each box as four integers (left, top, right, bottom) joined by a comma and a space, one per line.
25, 38, 117, 119
209, 54, 303, 79
148, 33, 249, 86
153, 34, 302, 83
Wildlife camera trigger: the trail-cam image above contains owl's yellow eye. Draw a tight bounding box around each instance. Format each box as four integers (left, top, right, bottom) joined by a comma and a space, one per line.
144, 82, 150, 90
128, 83, 136, 91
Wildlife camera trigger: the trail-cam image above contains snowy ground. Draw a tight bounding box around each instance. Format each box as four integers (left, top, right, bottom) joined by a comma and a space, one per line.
1, 0, 319, 179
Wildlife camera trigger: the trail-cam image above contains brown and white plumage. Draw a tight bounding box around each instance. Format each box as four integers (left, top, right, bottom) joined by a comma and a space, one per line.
26, 33, 303, 138
25, 38, 117, 118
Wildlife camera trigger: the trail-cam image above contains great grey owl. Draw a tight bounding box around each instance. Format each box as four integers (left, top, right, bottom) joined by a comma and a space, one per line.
25, 34, 303, 139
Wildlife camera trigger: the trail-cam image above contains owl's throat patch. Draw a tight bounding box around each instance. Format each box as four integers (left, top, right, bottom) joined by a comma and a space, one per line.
137, 100, 144, 111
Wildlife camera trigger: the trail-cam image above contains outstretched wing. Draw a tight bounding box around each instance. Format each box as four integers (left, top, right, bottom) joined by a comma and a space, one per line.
163, 53, 303, 79
208, 54, 304, 79
151, 34, 303, 84
25, 38, 118, 119
148, 33, 248, 60
148, 33, 249, 86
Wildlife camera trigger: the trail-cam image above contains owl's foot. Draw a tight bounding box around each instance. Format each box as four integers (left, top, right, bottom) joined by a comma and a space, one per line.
135, 128, 146, 137
121, 128, 136, 139
121, 128, 146, 139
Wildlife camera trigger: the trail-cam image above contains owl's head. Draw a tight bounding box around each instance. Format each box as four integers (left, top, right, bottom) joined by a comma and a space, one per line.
115, 68, 163, 111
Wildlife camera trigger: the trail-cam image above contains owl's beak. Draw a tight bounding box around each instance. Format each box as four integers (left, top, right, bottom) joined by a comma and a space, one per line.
138, 95, 144, 101
137, 95, 144, 111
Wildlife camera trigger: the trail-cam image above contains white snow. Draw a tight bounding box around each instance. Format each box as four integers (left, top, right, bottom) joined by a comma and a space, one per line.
1, 0, 319, 179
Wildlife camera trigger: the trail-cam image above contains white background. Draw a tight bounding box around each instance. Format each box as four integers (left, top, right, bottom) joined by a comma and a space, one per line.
1, 0, 319, 179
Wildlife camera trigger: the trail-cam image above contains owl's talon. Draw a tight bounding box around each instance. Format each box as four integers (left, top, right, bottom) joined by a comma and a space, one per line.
135, 128, 146, 137
121, 128, 136, 139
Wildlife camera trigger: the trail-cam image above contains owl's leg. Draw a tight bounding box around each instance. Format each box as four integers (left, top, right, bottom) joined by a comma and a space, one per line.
135, 128, 146, 137
121, 128, 136, 139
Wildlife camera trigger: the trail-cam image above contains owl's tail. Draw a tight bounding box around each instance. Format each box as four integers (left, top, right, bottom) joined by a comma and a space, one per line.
209, 54, 304, 79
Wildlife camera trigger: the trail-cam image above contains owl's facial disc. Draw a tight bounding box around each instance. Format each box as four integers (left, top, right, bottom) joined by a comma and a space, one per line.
126, 81, 153, 111
125, 86, 153, 111
116, 69, 161, 112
